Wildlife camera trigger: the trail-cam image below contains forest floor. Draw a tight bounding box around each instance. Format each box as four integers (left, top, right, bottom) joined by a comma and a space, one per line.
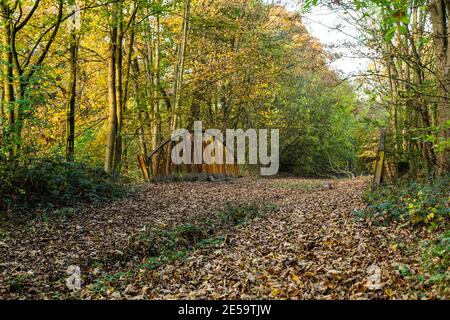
0, 176, 446, 299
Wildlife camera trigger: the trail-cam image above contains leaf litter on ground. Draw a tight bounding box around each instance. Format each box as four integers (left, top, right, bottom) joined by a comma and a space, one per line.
0, 177, 447, 299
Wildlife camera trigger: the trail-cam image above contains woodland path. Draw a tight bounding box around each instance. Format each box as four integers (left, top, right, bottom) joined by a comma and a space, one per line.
0, 177, 432, 299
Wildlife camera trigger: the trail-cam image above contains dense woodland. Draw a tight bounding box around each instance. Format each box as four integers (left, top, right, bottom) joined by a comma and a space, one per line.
0, 0, 369, 179
0, 0, 448, 300
0, 0, 447, 182
336, 0, 450, 178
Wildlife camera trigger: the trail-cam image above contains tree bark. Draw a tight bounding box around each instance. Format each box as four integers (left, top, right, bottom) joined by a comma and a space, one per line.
66, 1, 79, 162
0, 3, 16, 160
113, 0, 124, 173
171, 0, 190, 131
105, 2, 118, 174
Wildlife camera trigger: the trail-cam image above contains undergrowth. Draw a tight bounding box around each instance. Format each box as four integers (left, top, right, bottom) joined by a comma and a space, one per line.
0, 157, 128, 218
354, 175, 449, 297
419, 231, 450, 294
353, 176, 449, 228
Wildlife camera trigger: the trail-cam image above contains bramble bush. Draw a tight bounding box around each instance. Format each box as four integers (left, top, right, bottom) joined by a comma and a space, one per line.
0, 157, 126, 216
353, 176, 449, 228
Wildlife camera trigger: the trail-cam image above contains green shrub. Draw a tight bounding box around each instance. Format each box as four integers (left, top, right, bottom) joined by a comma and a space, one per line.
143, 226, 180, 256
353, 176, 449, 228
0, 157, 126, 215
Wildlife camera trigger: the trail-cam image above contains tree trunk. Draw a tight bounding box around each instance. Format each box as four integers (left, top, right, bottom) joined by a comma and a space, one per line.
113, 0, 124, 173
0, 3, 16, 161
430, 0, 450, 172
171, 0, 191, 132
66, 2, 79, 162
105, 3, 118, 174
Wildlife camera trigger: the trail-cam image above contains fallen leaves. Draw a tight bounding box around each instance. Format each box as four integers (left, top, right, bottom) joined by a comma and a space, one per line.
0, 177, 447, 299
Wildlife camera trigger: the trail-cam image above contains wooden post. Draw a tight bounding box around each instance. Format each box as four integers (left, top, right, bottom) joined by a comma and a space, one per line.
373, 128, 387, 187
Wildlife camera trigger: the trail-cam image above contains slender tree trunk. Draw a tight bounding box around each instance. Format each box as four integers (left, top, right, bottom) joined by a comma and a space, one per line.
151, 15, 162, 174
143, 14, 156, 147
386, 46, 399, 181
122, 22, 135, 114
131, 57, 152, 175
155, 15, 162, 139
113, 0, 124, 173
0, 87, 4, 120
165, 0, 190, 174
66, 2, 79, 162
105, 4, 118, 174
171, 0, 190, 132
0, 4, 16, 161
138, 111, 148, 156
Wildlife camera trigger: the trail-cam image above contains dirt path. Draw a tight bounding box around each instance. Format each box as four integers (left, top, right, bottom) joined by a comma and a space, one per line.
0, 177, 435, 299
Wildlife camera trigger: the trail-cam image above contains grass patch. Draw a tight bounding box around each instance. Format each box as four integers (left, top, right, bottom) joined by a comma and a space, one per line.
91, 271, 134, 295
219, 202, 278, 225
274, 180, 322, 191
140, 201, 278, 257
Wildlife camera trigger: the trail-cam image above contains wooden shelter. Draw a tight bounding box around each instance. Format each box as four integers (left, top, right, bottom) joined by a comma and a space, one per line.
137, 131, 239, 179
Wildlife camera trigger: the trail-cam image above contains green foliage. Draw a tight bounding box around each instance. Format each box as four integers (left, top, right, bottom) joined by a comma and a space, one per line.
419, 231, 450, 292
354, 176, 449, 227
355, 175, 449, 295
302, 0, 319, 12
275, 72, 367, 176
398, 264, 412, 277
197, 235, 226, 248
91, 271, 133, 295
142, 223, 203, 256
140, 250, 189, 271
6, 274, 30, 294
0, 157, 126, 216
